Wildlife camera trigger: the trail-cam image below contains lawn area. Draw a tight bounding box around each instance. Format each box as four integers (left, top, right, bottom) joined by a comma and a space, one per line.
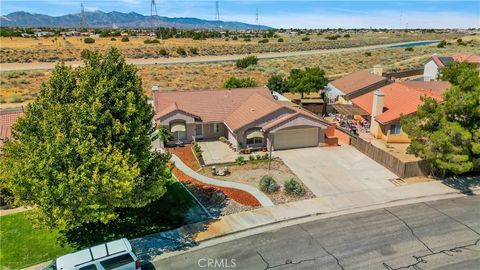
0, 211, 75, 269
0, 178, 204, 269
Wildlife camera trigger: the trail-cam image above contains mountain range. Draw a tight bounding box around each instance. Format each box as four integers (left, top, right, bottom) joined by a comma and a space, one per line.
0, 11, 271, 30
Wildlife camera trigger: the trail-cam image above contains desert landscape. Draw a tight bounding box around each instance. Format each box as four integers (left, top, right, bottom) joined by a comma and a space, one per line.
1, 34, 478, 106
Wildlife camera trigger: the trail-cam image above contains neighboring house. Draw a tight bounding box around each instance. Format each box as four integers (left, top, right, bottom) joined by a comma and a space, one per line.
352, 81, 450, 143
152, 87, 330, 151
423, 53, 480, 81
0, 107, 24, 154
325, 69, 390, 104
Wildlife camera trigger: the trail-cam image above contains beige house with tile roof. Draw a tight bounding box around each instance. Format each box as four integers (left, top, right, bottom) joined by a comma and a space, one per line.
152, 87, 331, 151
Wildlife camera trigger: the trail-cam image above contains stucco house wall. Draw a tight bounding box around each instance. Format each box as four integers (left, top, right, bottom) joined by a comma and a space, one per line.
201, 122, 228, 140
423, 60, 439, 81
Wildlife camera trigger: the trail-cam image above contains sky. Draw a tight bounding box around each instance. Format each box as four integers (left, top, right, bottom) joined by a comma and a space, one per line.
1, 0, 479, 28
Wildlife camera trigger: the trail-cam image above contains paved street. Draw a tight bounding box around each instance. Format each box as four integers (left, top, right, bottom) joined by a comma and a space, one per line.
152, 196, 480, 270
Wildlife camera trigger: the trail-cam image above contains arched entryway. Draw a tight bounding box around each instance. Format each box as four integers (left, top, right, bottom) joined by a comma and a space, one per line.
170, 120, 187, 141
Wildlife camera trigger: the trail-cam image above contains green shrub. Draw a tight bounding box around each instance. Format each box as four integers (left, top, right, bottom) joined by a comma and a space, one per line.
189, 47, 199, 55
249, 155, 255, 161
301, 37, 310, 41
244, 38, 251, 42
84, 37, 95, 44
277, 38, 284, 42
235, 156, 246, 165
219, 136, 227, 142
284, 178, 305, 196
256, 154, 262, 160
259, 176, 279, 193
110, 37, 116, 41
223, 77, 258, 88
232, 36, 238, 40
364, 52, 372, 57
437, 40, 447, 48
10, 94, 24, 103
236, 55, 258, 69
144, 38, 160, 44
159, 48, 168, 56
258, 38, 269, 44
263, 153, 269, 160
192, 142, 202, 157
121, 37, 129, 42
343, 34, 351, 38
405, 47, 414, 52
177, 47, 187, 56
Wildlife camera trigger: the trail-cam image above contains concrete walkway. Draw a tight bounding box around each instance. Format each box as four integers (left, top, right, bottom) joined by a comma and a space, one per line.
170, 154, 274, 207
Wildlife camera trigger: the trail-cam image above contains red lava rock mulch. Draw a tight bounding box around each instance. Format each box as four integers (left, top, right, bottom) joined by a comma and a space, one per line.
168, 146, 261, 207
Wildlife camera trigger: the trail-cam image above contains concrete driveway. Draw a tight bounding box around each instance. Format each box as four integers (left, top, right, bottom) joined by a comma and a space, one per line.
275, 146, 397, 197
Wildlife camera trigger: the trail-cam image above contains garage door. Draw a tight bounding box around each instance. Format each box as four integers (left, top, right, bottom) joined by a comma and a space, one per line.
274, 127, 319, 150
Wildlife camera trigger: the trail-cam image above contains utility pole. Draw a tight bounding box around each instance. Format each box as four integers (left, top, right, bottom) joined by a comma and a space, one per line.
256, 8, 259, 26
151, 0, 160, 38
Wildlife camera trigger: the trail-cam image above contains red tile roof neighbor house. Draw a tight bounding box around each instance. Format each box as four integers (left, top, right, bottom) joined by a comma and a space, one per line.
352, 81, 450, 124
0, 107, 24, 149
327, 70, 390, 99
452, 53, 480, 64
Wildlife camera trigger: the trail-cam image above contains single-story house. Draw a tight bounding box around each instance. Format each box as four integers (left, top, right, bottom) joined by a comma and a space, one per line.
325, 69, 390, 104
152, 87, 331, 151
352, 81, 450, 143
423, 53, 480, 81
0, 107, 25, 154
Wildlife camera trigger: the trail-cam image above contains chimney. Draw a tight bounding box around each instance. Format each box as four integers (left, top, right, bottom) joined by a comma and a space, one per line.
372, 65, 383, 76
370, 90, 384, 137
150, 85, 160, 109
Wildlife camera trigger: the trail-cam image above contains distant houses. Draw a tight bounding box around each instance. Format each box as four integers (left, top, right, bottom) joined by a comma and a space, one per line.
423, 53, 480, 81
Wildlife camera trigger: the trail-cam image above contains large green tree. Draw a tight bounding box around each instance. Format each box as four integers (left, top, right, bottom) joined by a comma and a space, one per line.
287, 67, 328, 98
267, 74, 289, 93
401, 62, 480, 175
0, 48, 170, 229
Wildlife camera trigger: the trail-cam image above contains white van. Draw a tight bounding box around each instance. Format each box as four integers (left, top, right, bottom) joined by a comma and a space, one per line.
45, 238, 141, 270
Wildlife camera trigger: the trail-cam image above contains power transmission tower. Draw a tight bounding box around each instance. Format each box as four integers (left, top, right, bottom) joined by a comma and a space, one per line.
215, 0, 220, 21
151, 0, 159, 30
80, 3, 86, 30
255, 8, 259, 26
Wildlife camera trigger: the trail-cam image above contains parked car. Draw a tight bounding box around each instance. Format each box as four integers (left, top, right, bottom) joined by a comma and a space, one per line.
44, 238, 141, 270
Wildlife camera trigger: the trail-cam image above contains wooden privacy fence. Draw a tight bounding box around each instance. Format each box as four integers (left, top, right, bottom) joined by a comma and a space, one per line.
350, 136, 431, 178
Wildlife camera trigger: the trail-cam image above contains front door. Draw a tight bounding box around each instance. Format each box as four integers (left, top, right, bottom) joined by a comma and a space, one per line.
195, 124, 203, 139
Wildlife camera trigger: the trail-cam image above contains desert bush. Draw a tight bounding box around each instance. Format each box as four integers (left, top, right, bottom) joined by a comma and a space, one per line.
232, 36, 238, 40
259, 176, 279, 193
284, 178, 305, 196
405, 47, 414, 52
344, 34, 351, 38
144, 38, 160, 44
236, 55, 258, 69
84, 37, 95, 44
121, 37, 129, 42
364, 52, 372, 57
235, 156, 246, 165
223, 77, 258, 88
159, 48, 168, 56
10, 94, 24, 103
244, 38, 251, 42
437, 40, 447, 48
177, 47, 187, 56
258, 38, 269, 44
110, 37, 116, 41
277, 38, 284, 42
302, 37, 310, 41
189, 48, 199, 55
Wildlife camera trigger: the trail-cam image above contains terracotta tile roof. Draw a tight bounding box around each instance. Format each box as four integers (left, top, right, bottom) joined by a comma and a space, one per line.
154, 87, 326, 132
401, 81, 451, 97
452, 53, 480, 64
156, 102, 199, 119
154, 87, 272, 122
329, 70, 388, 95
261, 107, 328, 132
352, 81, 450, 124
224, 92, 287, 131
0, 107, 24, 148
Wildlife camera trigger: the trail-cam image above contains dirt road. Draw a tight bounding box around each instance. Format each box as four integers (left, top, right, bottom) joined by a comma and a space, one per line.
0, 40, 439, 72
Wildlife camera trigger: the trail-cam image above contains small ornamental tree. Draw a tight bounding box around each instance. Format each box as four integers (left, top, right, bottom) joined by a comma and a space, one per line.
223, 77, 258, 88
0, 48, 171, 230
267, 74, 289, 93
287, 67, 328, 99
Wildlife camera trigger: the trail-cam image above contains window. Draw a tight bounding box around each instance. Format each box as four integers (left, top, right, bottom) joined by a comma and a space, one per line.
246, 137, 263, 145
79, 264, 98, 270
195, 124, 203, 137
390, 124, 401, 135
211, 123, 220, 133
99, 254, 134, 270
